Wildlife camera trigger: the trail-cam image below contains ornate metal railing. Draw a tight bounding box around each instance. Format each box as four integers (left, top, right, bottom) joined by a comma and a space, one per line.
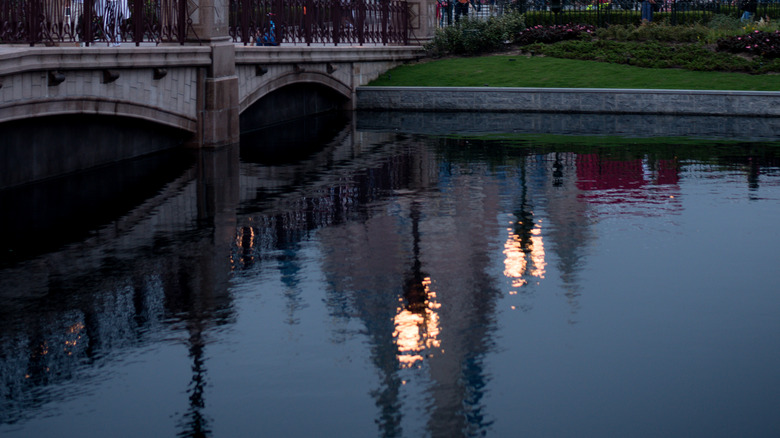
229, 0, 410, 46
0, 0, 192, 46
492, 0, 780, 27
437, 0, 780, 28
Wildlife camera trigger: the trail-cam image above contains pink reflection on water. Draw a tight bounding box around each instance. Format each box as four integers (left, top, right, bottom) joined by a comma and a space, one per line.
575, 154, 682, 216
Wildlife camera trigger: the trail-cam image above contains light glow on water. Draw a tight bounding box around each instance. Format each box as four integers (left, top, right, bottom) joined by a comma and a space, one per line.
503, 219, 546, 290
394, 279, 442, 368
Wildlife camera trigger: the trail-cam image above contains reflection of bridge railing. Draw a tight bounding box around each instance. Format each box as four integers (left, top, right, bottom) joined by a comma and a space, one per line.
0, 0, 191, 45
229, 0, 410, 46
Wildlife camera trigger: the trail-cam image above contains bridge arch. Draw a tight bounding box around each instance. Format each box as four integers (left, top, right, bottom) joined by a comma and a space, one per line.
239, 71, 352, 132
239, 71, 352, 115
1, 98, 198, 134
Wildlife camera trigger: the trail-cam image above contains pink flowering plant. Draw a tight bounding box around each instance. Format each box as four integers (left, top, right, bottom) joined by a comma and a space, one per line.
515, 24, 596, 46
716, 30, 780, 59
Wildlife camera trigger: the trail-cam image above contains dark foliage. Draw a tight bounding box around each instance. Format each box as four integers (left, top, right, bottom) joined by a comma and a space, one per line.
426, 12, 526, 56
525, 39, 780, 73
716, 30, 780, 59
516, 24, 597, 45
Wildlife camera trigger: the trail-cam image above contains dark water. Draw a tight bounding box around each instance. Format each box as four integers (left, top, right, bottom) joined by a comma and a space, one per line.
2, 113, 780, 437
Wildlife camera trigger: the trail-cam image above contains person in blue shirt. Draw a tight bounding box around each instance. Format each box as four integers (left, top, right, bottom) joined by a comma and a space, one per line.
641, 0, 657, 23
740, 0, 757, 21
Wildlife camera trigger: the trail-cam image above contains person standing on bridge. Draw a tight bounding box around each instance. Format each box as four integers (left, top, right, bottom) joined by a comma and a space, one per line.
437, 0, 452, 27
441, 0, 453, 26
454, 0, 469, 22
97, 0, 129, 46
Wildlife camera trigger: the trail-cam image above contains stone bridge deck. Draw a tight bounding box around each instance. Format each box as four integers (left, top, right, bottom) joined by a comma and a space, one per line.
0, 43, 424, 144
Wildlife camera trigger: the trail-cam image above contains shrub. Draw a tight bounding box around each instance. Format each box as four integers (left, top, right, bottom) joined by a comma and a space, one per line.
707, 13, 743, 32
426, 11, 780, 73
516, 23, 596, 45
594, 23, 709, 42
425, 12, 526, 56
716, 30, 780, 59
494, 10, 528, 43
524, 39, 780, 72
523, 10, 620, 27
426, 25, 467, 56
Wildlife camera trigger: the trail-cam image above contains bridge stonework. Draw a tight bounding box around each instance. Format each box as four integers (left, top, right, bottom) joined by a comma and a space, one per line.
0, 43, 422, 148
235, 46, 423, 112
0, 41, 421, 147
0, 47, 211, 134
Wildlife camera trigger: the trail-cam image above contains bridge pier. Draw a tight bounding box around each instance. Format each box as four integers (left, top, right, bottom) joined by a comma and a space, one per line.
193, 41, 241, 148
186, 0, 241, 147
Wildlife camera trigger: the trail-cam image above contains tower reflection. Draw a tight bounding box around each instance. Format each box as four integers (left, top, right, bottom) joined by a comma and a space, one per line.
395, 202, 441, 368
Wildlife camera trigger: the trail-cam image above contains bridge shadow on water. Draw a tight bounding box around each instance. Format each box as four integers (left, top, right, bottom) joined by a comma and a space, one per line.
0, 108, 351, 266
0, 116, 194, 266
0, 115, 190, 189
240, 110, 352, 164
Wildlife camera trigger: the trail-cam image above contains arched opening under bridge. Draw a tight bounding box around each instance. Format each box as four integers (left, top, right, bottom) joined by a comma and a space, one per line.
240, 80, 351, 133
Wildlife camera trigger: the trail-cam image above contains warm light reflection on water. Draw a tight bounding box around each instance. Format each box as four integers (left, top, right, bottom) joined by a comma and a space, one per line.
394, 278, 442, 368
503, 219, 546, 290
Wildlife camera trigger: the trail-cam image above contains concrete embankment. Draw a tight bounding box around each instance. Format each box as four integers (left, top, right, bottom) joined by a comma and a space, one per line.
355, 86, 780, 140
356, 86, 780, 117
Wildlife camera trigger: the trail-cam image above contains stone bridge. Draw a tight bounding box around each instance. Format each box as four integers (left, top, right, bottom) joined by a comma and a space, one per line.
0, 42, 423, 147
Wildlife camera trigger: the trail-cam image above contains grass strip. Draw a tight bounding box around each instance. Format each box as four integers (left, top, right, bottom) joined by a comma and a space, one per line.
368, 56, 780, 91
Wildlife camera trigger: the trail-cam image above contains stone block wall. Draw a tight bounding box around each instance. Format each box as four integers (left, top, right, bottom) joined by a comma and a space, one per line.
234, 45, 424, 111
356, 87, 780, 118
0, 47, 212, 133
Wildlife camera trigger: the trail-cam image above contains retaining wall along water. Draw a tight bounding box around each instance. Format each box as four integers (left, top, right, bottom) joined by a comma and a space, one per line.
356, 87, 780, 117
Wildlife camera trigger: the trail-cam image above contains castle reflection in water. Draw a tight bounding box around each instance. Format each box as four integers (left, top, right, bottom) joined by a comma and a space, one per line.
1, 115, 777, 437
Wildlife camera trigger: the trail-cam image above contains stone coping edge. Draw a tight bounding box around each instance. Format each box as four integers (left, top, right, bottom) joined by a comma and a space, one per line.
356, 86, 780, 117
0, 46, 213, 76
235, 45, 424, 64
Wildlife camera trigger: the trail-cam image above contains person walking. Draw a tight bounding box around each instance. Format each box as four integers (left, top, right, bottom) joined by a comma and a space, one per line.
97, 0, 128, 45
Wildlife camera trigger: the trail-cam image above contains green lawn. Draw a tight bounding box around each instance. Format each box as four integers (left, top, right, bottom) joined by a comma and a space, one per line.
367, 56, 780, 91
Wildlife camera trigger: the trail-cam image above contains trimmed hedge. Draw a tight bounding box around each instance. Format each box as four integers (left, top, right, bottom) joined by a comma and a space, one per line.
426, 12, 527, 56
520, 5, 780, 28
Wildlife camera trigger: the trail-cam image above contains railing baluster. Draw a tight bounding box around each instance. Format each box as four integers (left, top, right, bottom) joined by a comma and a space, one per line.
84, 0, 94, 45
178, 0, 186, 43
381, 0, 387, 45
332, 0, 339, 46
305, 0, 312, 45
357, 0, 365, 45
134, 0, 143, 45
28, 0, 37, 46
274, 0, 283, 43
402, 0, 408, 45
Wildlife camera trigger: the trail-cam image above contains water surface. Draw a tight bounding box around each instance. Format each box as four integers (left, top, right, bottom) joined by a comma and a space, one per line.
1, 114, 779, 437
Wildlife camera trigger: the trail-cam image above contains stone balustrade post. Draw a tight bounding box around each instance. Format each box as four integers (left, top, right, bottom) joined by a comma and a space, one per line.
187, 0, 240, 147
406, 0, 437, 44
